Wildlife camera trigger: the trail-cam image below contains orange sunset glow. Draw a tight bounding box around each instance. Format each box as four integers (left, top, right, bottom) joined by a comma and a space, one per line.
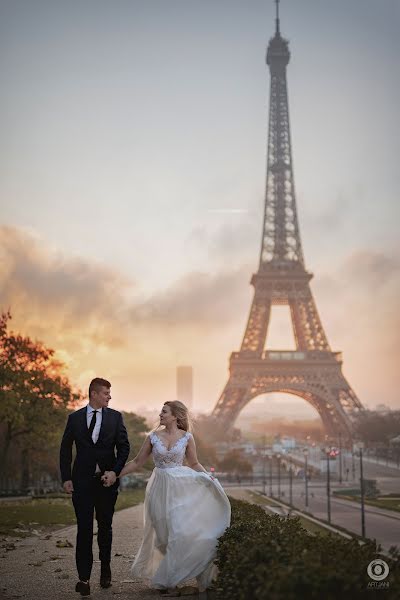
1, 0, 399, 422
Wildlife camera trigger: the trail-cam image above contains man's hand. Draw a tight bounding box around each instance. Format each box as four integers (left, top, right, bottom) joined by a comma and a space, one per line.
101, 471, 117, 487
63, 480, 74, 494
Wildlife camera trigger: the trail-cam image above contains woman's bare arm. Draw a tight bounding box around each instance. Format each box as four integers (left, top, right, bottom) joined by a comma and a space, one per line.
185, 434, 209, 474
118, 435, 152, 477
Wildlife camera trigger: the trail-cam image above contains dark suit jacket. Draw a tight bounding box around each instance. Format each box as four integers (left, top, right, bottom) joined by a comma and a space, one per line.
59, 406, 130, 486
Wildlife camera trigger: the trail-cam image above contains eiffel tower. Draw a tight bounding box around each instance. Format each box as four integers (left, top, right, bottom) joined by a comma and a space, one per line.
211, 1, 364, 442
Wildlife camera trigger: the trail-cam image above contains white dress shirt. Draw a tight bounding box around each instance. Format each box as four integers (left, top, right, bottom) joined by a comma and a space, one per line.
86, 405, 102, 472
86, 405, 103, 443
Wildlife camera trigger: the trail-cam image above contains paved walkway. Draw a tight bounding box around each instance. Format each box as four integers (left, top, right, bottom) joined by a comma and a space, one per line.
0, 503, 205, 600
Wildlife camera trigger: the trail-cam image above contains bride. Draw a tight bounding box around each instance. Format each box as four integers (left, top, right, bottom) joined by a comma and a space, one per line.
103, 400, 231, 596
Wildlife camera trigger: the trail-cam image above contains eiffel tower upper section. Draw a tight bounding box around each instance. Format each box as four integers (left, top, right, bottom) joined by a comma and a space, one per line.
240, 0, 331, 355
261, 0, 305, 271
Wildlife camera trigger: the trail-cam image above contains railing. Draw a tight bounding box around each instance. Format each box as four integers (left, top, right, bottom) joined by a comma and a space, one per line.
264, 351, 305, 360
231, 350, 342, 362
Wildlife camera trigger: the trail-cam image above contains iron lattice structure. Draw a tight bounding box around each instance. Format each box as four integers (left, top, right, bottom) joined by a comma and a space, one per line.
212, 2, 364, 441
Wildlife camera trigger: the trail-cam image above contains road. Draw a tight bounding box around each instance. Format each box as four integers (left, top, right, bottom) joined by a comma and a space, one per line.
275, 481, 400, 551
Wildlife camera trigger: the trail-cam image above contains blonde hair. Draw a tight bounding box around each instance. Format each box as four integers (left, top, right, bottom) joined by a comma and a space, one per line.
154, 400, 193, 433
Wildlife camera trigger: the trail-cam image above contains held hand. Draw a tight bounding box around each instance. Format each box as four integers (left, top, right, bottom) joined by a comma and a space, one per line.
101, 471, 117, 487
63, 480, 74, 494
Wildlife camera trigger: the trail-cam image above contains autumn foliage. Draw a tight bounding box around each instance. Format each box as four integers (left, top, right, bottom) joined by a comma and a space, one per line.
0, 311, 82, 489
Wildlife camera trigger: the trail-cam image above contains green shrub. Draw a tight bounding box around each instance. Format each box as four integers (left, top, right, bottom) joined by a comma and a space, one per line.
333, 488, 360, 497
214, 497, 400, 599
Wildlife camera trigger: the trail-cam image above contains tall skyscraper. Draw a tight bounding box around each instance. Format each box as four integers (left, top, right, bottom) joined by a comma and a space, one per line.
177, 366, 193, 409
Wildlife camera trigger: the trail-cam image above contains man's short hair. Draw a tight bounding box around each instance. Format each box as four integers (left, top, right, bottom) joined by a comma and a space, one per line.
89, 377, 111, 398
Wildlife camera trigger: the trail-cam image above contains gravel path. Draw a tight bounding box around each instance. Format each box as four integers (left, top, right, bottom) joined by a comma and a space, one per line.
0, 503, 206, 600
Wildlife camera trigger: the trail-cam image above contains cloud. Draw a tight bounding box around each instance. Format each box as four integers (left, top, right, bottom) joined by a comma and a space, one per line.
0, 225, 254, 409
0, 224, 255, 336
0, 225, 133, 348
1, 225, 399, 415
131, 266, 252, 328
313, 249, 400, 409
183, 209, 261, 273
315, 249, 400, 336
339, 250, 400, 290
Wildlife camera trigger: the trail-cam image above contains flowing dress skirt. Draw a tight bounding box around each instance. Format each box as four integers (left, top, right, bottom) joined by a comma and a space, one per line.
131, 466, 231, 590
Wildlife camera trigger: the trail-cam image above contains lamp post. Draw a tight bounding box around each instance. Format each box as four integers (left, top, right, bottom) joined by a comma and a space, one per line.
338, 432, 343, 484
262, 435, 266, 495
269, 455, 273, 497
311, 441, 316, 464
303, 448, 309, 508
288, 453, 293, 507
276, 453, 281, 498
325, 446, 331, 523
354, 441, 366, 538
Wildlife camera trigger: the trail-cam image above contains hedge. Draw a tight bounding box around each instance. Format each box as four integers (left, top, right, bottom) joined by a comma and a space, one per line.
214, 498, 400, 599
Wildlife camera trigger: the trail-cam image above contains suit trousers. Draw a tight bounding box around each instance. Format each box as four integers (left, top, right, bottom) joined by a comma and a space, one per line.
72, 474, 118, 581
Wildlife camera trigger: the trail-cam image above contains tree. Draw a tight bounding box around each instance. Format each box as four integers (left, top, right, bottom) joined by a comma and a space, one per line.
191, 431, 218, 469
0, 311, 82, 487
354, 410, 400, 446
218, 449, 253, 476
121, 411, 149, 459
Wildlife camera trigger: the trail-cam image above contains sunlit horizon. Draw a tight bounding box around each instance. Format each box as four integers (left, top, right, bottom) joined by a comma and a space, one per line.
1, 0, 399, 420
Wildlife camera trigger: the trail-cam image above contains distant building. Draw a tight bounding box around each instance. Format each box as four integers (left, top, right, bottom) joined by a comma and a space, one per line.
177, 366, 193, 409
281, 436, 296, 450
271, 437, 296, 454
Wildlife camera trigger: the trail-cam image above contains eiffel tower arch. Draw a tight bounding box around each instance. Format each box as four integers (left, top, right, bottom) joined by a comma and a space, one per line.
211, 1, 364, 442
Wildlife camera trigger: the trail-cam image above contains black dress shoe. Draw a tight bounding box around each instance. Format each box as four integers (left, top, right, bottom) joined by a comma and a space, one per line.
100, 564, 112, 588
75, 580, 90, 596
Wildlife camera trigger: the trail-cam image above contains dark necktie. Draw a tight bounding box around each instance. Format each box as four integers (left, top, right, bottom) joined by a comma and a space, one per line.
88, 410, 98, 440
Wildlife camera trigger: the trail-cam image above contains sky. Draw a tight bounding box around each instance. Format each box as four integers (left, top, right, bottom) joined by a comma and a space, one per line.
0, 0, 399, 422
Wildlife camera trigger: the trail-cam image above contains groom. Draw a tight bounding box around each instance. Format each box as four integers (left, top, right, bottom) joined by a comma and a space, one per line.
60, 377, 130, 596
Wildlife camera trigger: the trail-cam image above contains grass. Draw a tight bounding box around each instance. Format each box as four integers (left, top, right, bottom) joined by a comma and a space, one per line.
246, 490, 341, 537
0, 488, 145, 537
115, 488, 145, 511
334, 495, 400, 513
246, 490, 284, 508
294, 515, 340, 536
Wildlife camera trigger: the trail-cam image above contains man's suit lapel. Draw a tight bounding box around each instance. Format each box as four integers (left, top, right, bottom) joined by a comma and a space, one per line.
80, 406, 94, 444
97, 407, 108, 444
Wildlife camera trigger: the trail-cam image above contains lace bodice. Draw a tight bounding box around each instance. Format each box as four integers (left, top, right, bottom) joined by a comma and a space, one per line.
149, 431, 192, 469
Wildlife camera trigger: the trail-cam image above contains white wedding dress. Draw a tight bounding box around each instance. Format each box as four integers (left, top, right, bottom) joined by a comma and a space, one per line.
130, 430, 231, 591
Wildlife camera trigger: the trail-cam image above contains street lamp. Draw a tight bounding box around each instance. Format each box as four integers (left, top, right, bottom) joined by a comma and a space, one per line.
325, 446, 331, 523
276, 453, 281, 498
338, 432, 343, 484
262, 435, 266, 495
269, 455, 273, 497
288, 452, 293, 507
303, 448, 309, 508
354, 441, 366, 538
